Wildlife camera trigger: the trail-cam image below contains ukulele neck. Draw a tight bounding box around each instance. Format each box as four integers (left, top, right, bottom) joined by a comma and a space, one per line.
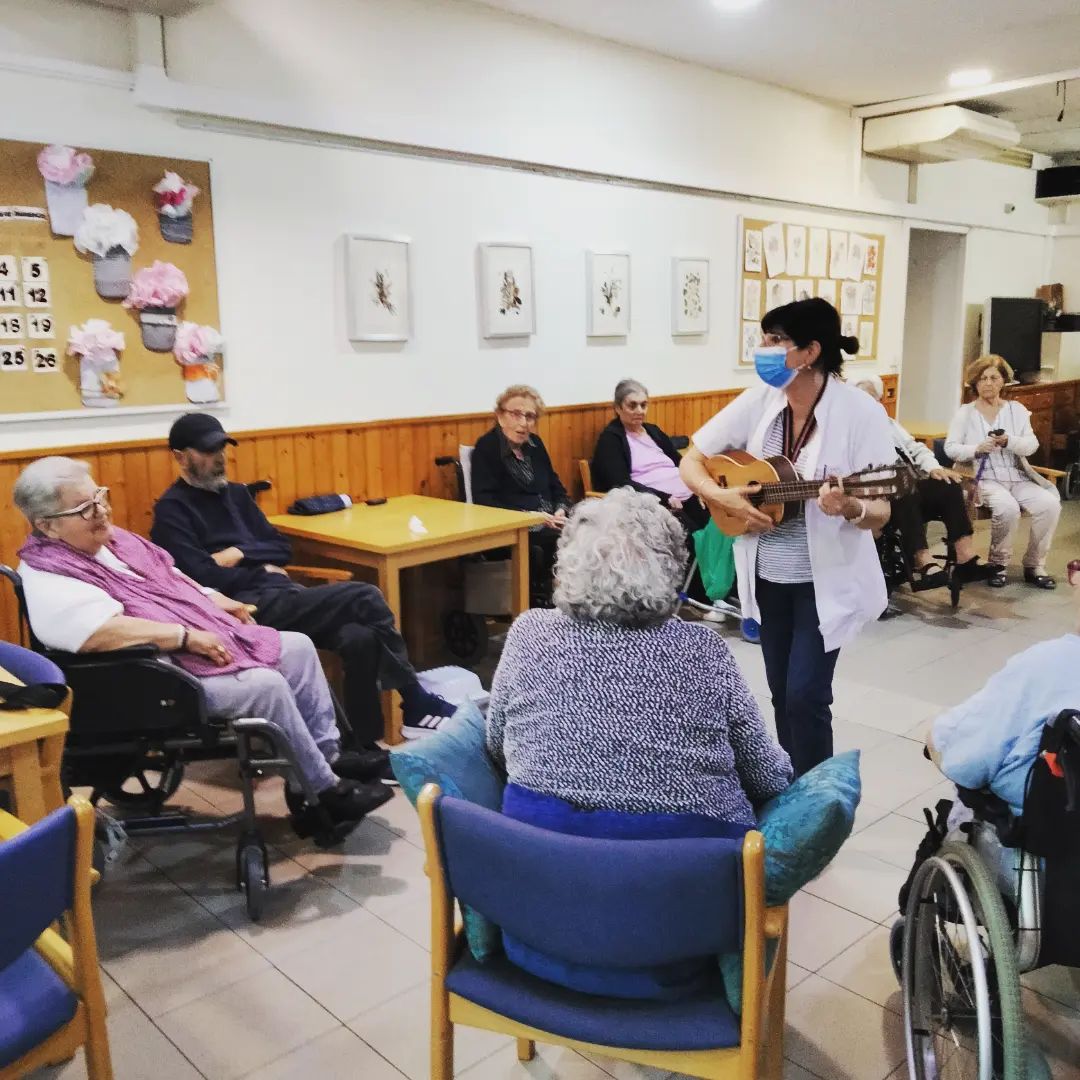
749, 479, 826, 506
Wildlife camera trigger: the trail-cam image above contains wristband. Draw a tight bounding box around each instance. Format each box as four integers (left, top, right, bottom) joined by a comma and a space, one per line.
177, 626, 189, 651
848, 499, 868, 526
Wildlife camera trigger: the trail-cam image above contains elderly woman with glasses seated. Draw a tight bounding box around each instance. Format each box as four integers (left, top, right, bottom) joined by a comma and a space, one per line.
470, 384, 569, 604
12, 456, 392, 843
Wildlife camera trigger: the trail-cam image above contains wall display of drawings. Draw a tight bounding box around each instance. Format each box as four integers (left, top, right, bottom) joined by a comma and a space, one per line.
672, 257, 709, 335
479, 243, 535, 338
345, 235, 410, 341
0, 138, 222, 419
737, 216, 883, 366
586, 251, 630, 336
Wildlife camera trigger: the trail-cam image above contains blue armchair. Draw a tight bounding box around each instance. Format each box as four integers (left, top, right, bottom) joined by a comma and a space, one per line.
417, 784, 788, 1080
0, 797, 112, 1079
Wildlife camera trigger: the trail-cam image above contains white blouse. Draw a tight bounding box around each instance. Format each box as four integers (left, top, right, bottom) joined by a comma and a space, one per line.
944, 400, 1038, 484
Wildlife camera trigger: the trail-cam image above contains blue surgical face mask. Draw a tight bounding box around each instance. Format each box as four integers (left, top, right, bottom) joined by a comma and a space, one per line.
753, 345, 796, 389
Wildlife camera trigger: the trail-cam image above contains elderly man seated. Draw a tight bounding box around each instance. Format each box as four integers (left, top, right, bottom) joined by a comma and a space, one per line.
13, 456, 392, 843
855, 374, 994, 590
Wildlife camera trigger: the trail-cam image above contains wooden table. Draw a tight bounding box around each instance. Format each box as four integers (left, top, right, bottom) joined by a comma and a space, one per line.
269, 495, 546, 739
900, 421, 947, 448
0, 664, 69, 824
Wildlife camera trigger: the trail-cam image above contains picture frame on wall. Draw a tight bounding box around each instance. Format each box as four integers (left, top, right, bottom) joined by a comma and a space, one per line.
586, 251, 630, 337
480, 242, 535, 338
344, 235, 411, 342
672, 256, 709, 335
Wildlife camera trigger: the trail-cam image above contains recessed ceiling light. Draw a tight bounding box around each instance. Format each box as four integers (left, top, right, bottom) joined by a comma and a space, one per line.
711, 0, 764, 13
948, 68, 992, 89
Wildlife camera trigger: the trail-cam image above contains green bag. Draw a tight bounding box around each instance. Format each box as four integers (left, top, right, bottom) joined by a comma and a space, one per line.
692, 519, 736, 602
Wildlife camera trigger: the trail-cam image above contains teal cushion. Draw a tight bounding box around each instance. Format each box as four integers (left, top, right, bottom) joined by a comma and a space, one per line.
720, 750, 862, 1012
389, 701, 505, 962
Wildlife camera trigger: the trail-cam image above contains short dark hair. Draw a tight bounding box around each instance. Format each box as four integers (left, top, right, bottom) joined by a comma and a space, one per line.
761, 297, 857, 376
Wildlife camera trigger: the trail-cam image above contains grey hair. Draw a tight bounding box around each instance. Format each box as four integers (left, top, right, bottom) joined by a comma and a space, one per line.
13, 456, 92, 525
614, 378, 648, 408
854, 373, 883, 401
553, 486, 687, 628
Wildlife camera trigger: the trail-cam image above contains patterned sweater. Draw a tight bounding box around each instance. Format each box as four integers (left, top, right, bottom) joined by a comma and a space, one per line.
486, 609, 792, 825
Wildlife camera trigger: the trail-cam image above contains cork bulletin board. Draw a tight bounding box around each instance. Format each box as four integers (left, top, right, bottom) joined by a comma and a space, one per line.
0, 138, 221, 419
737, 216, 884, 367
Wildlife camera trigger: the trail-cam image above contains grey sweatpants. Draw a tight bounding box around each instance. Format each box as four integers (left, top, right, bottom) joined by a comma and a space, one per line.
198, 631, 339, 793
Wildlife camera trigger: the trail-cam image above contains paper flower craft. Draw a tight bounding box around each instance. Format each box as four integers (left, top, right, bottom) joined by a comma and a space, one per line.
153, 171, 200, 244
74, 204, 139, 300
37, 144, 95, 236
124, 261, 189, 351
173, 321, 224, 403
67, 319, 125, 409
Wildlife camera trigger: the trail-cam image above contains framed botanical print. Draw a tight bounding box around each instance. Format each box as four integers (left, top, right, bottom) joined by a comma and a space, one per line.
586, 251, 630, 336
480, 243, 535, 337
672, 257, 709, 335
344, 235, 410, 342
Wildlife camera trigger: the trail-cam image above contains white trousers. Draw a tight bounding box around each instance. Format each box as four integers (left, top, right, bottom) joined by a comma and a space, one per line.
979, 479, 1061, 573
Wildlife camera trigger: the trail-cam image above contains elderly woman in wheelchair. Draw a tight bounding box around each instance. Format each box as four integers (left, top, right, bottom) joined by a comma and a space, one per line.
12, 456, 391, 846
888, 571, 1080, 1078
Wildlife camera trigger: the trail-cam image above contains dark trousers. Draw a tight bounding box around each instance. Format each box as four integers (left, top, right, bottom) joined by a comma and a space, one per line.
890, 477, 973, 568
755, 578, 839, 777
529, 527, 560, 606
253, 582, 416, 746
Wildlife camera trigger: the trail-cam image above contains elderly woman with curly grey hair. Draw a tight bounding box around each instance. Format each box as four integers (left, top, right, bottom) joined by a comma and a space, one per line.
486, 486, 792, 828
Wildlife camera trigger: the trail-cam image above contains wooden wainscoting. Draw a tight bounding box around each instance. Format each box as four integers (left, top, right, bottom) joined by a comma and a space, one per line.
0, 375, 896, 645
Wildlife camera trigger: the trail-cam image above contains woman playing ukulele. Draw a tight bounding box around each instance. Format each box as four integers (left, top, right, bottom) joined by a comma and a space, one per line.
681, 298, 896, 775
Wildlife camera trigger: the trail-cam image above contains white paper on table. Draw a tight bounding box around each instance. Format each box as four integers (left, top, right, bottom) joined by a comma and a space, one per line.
816, 279, 837, 306
785, 226, 807, 278
766, 278, 794, 311
807, 228, 829, 277
839, 280, 861, 316
741, 320, 759, 365
840, 315, 859, 354
859, 320, 874, 356
846, 234, 868, 281
742, 278, 762, 321
861, 280, 877, 316
762, 222, 786, 277
794, 278, 814, 302
863, 238, 880, 277
407, 515, 428, 535
743, 229, 763, 273
829, 231, 849, 280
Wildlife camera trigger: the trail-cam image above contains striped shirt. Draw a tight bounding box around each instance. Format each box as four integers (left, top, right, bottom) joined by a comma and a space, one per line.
756, 413, 814, 583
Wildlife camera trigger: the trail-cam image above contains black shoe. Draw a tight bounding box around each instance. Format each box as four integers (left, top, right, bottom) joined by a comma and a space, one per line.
332, 748, 391, 783
988, 568, 1008, 588
1023, 568, 1056, 590
952, 557, 996, 585
911, 563, 948, 592
320, 778, 393, 821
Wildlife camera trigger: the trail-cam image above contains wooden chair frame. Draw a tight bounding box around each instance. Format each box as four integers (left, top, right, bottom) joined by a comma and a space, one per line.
418, 783, 788, 1080
0, 797, 113, 1079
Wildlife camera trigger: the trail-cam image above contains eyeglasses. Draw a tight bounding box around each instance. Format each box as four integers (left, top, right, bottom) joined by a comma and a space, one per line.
501, 409, 538, 425
42, 487, 110, 521
622, 400, 649, 412
761, 333, 794, 347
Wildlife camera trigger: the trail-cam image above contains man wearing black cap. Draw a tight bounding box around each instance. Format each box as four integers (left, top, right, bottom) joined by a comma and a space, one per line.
151, 413, 455, 757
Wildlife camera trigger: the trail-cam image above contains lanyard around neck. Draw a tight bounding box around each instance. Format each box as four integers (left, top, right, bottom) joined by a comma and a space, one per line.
783, 377, 828, 463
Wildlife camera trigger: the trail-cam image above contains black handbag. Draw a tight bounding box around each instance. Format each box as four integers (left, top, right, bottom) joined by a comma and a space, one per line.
0, 679, 67, 710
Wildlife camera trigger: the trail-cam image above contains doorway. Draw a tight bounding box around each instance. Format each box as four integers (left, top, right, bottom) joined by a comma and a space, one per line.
900, 227, 967, 427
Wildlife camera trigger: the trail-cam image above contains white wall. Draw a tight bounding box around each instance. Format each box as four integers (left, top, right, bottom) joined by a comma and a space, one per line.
0, 0, 131, 72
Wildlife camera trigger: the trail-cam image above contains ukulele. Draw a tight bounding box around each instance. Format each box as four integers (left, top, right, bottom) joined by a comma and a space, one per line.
703, 450, 916, 536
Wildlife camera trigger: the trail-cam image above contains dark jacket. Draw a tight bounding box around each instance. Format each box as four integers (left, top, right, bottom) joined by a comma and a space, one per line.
470, 427, 568, 514
590, 418, 683, 505
150, 479, 295, 602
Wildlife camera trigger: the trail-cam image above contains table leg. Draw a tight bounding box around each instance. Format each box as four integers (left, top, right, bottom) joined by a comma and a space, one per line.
377, 557, 404, 745
9, 742, 47, 824
39, 734, 66, 815
510, 530, 530, 615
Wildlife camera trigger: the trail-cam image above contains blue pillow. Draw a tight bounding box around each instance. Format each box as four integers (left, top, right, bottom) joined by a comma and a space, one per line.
390, 701, 505, 962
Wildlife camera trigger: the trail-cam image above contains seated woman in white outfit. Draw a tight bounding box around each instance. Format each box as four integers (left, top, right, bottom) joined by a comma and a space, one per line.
944, 355, 1061, 589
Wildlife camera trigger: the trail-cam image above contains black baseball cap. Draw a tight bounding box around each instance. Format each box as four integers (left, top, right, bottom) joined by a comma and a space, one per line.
168, 413, 238, 452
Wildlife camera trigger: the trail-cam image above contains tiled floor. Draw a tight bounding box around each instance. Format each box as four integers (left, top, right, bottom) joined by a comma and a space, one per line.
35, 508, 1080, 1080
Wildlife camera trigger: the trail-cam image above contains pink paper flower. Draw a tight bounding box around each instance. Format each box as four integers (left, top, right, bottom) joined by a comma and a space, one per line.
153, 171, 200, 218
123, 261, 190, 310
173, 322, 224, 364
67, 319, 125, 365
37, 144, 95, 186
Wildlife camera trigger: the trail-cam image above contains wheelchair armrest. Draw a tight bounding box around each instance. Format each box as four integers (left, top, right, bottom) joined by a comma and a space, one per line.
434, 455, 459, 468
47, 645, 162, 667
284, 564, 353, 583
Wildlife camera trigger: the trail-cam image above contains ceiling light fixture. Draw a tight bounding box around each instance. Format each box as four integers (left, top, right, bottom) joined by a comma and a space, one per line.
948, 68, 992, 89
711, 0, 764, 13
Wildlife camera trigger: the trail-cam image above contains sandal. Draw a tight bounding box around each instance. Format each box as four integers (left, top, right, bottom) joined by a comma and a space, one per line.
952, 557, 997, 585
988, 569, 1008, 588
911, 562, 948, 592
1023, 568, 1056, 590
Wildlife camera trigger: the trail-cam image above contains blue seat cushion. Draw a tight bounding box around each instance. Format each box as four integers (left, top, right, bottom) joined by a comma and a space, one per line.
446, 949, 740, 1052
0, 949, 78, 1069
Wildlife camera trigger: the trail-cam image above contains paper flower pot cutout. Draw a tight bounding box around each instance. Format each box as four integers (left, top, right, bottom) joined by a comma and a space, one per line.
123, 261, 189, 351
74, 205, 139, 299
38, 145, 94, 237
173, 321, 223, 404
67, 319, 125, 409
153, 171, 200, 244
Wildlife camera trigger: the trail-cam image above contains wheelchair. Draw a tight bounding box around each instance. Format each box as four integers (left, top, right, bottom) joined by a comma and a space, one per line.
0, 563, 354, 921
889, 708, 1080, 1079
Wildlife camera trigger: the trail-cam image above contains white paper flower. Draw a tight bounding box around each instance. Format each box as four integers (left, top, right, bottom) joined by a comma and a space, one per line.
173, 322, 224, 364
73, 204, 139, 257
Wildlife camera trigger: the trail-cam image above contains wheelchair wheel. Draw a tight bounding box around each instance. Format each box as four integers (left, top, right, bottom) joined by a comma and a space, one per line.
100, 750, 184, 812
443, 609, 488, 663
1063, 462, 1080, 502
238, 843, 269, 922
903, 841, 1025, 1080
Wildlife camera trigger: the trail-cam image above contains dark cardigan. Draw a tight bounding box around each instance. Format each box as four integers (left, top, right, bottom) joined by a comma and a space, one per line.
590, 418, 683, 505
471, 426, 568, 514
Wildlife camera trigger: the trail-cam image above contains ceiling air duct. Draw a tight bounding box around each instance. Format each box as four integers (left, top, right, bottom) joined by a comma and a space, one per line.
863, 105, 1022, 165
